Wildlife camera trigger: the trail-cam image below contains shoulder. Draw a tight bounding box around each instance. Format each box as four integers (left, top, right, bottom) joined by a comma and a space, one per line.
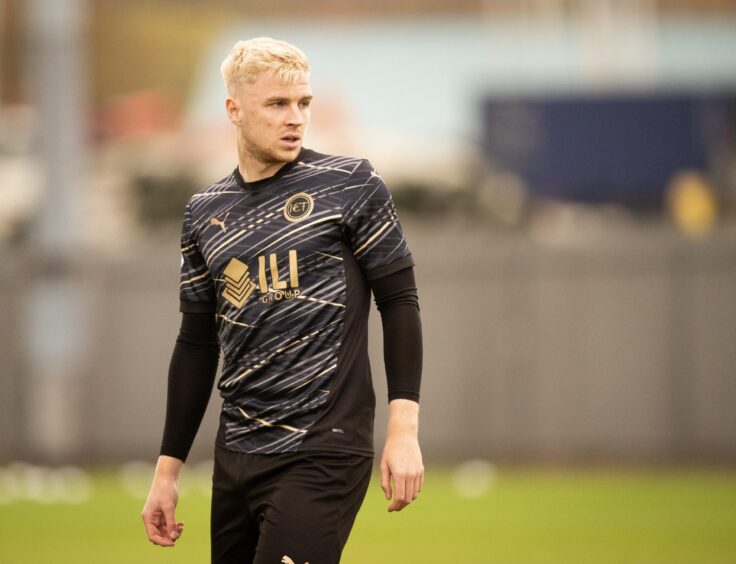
294, 148, 369, 179
184, 170, 239, 212
189, 170, 239, 201
180, 170, 239, 236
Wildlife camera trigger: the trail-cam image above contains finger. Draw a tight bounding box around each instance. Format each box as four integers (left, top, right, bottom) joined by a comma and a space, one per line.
156, 515, 170, 539
407, 475, 417, 502
149, 527, 175, 546
411, 475, 420, 501
419, 468, 424, 493
389, 475, 407, 512
380, 462, 391, 500
144, 517, 174, 546
401, 473, 418, 510
400, 476, 413, 507
403, 475, 416, 507
394, 474, 405, 503
163, 505, 179, 541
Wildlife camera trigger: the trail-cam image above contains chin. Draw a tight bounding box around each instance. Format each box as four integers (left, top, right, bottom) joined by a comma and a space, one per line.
274, 145, 302, 162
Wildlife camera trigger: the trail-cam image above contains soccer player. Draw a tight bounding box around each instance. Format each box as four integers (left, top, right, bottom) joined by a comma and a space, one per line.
141, 37, 424, 563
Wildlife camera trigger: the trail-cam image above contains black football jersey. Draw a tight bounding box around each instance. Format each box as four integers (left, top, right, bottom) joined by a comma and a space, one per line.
179, 148, 413, 456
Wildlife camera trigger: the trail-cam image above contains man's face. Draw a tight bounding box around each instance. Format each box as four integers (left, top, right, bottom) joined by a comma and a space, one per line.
226, 71, 312, 166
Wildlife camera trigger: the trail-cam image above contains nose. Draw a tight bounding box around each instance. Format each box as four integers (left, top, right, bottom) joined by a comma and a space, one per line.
286, 102, 306, 126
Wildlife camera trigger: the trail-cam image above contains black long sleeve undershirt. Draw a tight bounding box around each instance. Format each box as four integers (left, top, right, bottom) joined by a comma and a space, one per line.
371, 266, 423, 403
159, 266, 422, 462
159, 311, 220, 462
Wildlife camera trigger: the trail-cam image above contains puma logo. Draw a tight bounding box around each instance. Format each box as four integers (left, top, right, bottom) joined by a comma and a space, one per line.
210, 212, 230, 233
281, 556, 309, 564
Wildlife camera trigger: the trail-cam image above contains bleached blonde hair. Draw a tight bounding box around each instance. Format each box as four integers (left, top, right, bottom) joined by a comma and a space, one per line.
220, 37, 310, 95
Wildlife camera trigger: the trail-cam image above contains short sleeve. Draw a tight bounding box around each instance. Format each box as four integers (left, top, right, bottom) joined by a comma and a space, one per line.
342, 160, 414, 281
179, 201, 217, 313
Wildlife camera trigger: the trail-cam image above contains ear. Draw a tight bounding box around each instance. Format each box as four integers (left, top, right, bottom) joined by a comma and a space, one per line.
225, 96, 242, 126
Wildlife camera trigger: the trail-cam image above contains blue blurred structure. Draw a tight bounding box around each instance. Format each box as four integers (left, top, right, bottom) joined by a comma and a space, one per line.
482, 92, 735, 207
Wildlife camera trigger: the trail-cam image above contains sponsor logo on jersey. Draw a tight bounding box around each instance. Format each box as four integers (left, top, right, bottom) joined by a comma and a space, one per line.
284, 193, 314, 222
222, 250, 301, 308
222, 258, 257, 308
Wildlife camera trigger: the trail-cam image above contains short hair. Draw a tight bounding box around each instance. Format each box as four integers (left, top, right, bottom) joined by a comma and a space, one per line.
220, 37, 310, 94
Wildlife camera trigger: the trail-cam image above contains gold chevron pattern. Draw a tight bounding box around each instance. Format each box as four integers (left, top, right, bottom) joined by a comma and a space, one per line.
222, 258, 257, 308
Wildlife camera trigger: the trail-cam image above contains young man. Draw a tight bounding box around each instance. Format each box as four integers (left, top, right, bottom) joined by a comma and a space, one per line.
141, 37, 423, 563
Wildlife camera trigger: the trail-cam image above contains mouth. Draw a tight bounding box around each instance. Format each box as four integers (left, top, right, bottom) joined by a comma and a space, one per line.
280, 134, 301, 147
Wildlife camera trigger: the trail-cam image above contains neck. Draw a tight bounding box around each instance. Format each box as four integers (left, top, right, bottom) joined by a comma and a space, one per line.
237, 134, 288, 183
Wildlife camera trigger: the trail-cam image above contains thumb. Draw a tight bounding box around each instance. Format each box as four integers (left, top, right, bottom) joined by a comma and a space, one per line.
380, 461, 392, 500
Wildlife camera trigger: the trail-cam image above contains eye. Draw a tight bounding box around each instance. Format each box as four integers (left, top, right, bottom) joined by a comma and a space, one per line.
299, 100, 311, 108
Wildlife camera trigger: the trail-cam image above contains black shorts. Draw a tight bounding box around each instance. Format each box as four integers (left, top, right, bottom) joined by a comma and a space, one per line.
210, 444, 373, 564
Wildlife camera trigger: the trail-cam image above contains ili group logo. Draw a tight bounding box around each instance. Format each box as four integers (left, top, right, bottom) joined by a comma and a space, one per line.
219, 192, 312, 308
222, 250, 300, 308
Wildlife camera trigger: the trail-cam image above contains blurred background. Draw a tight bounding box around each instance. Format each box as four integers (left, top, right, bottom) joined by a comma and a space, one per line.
1, 0, 735, 562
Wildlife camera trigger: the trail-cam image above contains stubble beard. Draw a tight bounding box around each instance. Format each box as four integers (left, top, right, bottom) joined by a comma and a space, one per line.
238, 129, 300, 169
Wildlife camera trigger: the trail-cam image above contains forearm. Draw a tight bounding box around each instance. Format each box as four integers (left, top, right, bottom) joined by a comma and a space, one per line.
387, 398, 419, 437
154, 454, 184, 480
159, 311, 220, 462
370, 266, 423, 403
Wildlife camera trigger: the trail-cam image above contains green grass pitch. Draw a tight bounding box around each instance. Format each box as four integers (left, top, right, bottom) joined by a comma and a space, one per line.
1, 466, 735, 563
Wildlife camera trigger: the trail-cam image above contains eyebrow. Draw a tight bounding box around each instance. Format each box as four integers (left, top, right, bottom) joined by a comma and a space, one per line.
265, 95, 313, 103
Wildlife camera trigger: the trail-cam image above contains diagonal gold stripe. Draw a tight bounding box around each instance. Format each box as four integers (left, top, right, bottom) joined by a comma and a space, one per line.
315, 251, 343, 261
225, 364, 260, 387
207, 230, 248, 262
296, 161, 352, 174
295, 294, 345, 309
292, 363, 337, 391
257, 214, 342, 254
181, 244, 196, 253
354, 221, 391, 255
224, 321, 339, 388
237, 406, 307, 434
180, 271, 210, 286
217, 313, 255, 328
190, 191, 243, 198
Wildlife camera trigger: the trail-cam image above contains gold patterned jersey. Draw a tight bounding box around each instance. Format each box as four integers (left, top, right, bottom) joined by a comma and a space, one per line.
179, 148, 413, 455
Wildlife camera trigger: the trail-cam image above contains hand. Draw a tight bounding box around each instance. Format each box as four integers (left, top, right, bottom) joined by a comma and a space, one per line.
380, 433, 424, 512
380, 399, 424, 512
141, 457, 185, 547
